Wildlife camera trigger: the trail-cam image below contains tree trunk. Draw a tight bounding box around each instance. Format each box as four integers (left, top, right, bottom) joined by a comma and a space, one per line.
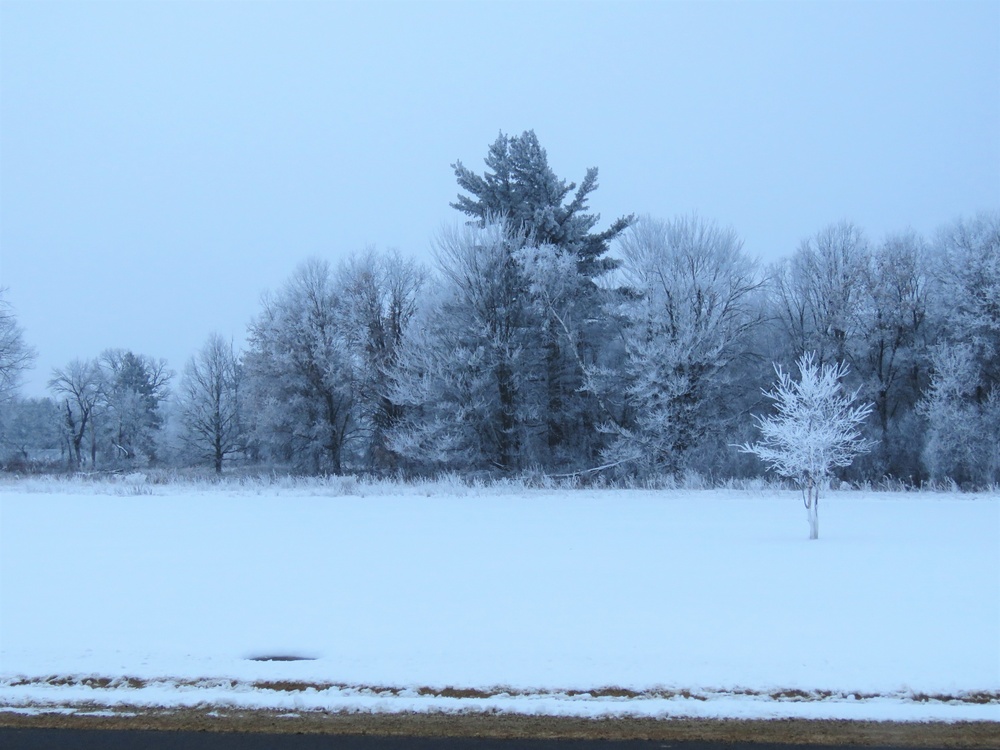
545, 334, 563, 459
323, 391, 345, 475
805, 482, 820, 540
64, 401, 83, 469
495, 360, 518, 472
214, 404, 224, 474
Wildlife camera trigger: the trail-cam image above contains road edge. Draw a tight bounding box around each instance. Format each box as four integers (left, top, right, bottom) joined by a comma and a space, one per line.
2, 706, 998, 748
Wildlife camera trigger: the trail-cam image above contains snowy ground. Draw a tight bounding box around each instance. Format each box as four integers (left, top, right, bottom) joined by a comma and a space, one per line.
1, 477, 998, 722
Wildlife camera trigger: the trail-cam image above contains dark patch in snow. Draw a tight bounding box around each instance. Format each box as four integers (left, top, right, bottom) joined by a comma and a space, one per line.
245, 654, 318, 662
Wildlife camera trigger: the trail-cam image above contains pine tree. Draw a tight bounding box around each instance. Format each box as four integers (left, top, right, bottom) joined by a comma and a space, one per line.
450, 131, 632, 467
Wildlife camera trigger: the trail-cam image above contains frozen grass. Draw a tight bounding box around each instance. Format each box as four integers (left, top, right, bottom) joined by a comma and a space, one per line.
0, 467, 979, 498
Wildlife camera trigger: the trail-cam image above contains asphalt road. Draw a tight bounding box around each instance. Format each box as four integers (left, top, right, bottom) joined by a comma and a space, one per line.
0, 728, 932, 750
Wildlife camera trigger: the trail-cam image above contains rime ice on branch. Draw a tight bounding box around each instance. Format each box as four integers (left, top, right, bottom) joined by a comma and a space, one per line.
740, 352, 874, 539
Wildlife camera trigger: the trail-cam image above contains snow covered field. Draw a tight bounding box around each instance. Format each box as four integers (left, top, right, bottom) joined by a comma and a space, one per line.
1, 477, 998, 722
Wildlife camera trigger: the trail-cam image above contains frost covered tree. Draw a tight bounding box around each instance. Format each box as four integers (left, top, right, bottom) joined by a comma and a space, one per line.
452, 131, 632, 465
854, 232, 930, 478
918, 344, 1000, 487
608, 215, 764, 477
515, 238, 624, 467
740, 353, 874, 539
178, 334, 244, 473
0, 397, 62, 468
49, 358, 103, 469
390, 218, 623, 474
452, 130, 631, 279
772, 222, 870, 366
0, 290, 35, 405
244, 258, 358, 474
934, 211, 1000, 329
48, 351, 170, 469
97, 349, 172, 465
929, 212, 1000, 390
389, 221, 539, 472
916, 212, 1000, 485
337, 249, 426, 471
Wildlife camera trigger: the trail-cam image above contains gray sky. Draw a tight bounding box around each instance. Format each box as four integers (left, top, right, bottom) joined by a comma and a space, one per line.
2, 0, 998, 398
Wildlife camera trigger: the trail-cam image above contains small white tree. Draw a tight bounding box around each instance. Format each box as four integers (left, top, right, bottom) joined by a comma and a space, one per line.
740, 353, 874, 539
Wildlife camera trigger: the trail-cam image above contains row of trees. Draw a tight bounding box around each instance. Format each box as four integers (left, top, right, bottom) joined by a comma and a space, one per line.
2, 131, 998, 485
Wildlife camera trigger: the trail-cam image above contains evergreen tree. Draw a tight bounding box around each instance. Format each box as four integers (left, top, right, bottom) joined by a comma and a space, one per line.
452, 130, 630, 278
450, 131, 632, 467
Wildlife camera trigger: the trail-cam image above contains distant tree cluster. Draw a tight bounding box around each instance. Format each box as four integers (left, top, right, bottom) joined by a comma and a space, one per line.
48, 350, 171, 469
1, 131, 998, 486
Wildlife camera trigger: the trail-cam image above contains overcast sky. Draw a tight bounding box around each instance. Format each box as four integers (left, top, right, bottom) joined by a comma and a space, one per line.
1, 0, 998, 398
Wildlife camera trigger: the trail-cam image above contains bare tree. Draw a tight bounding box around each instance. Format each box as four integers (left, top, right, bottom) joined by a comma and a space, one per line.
772, 222, 870, 366
856, 232, 930, 477
179, 333, 244, 473
49, 359, 103, 469
0, 290, 36, 404
740, 353, 874, 540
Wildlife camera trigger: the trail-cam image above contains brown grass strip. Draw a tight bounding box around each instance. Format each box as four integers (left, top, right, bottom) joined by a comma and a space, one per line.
0, 706, 997, 748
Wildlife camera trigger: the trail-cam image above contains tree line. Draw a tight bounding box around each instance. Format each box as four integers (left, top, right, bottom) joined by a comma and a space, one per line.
2, 131, 998, 486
